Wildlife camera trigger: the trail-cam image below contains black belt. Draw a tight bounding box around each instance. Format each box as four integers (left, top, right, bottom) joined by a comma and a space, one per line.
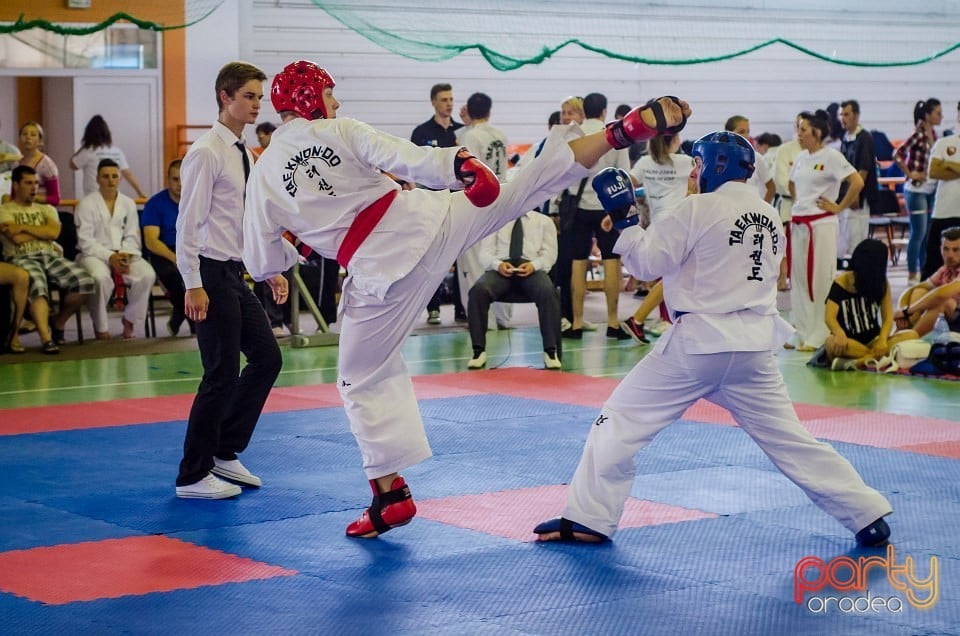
200, 255, 244, 276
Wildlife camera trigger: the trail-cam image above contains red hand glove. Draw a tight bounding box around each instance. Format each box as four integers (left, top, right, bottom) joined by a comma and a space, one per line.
454, 149, 500, 207
605, 97, 689, 149
282, 230, 313, 259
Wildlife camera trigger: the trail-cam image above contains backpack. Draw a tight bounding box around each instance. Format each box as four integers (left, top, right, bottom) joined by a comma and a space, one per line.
928, 341, 960, 375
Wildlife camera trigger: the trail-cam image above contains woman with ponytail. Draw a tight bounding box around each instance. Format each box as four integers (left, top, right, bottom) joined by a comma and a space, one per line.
787, 110, 863, 351
894, 98, 942, 282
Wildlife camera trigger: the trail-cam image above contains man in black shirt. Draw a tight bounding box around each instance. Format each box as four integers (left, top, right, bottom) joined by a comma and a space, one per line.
839, 100, 878, 258
410, 83, 466, 323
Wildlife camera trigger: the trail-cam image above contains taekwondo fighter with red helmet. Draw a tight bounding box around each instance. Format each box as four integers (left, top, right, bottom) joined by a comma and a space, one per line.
242, 60, 691, 538
533, 132, 892, 547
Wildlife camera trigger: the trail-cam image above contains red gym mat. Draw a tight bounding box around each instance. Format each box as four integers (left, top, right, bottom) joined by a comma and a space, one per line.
0, 536, 296, 605
416, 484, 717, 542
4, 369, 959, 458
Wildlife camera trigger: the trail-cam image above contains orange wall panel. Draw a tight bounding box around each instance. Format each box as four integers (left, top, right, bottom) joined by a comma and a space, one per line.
2, 1, 186, 165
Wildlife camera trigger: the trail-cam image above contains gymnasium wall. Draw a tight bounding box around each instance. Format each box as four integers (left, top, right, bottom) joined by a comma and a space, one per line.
185, 0, 960, 147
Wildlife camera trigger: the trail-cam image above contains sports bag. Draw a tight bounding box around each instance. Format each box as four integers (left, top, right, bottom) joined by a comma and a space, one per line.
928, 341, 960, 374
889, 339, 931, 371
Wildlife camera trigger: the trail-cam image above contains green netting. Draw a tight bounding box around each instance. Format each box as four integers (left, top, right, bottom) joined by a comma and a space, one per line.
309, 0, 960, 69
0, 4, 223, 35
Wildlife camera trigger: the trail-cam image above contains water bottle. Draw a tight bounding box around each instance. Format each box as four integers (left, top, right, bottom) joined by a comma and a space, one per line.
931, 314, 951, 344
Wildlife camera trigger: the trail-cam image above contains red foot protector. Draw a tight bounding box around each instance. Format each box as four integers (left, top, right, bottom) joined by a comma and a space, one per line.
345, 476, 417, 538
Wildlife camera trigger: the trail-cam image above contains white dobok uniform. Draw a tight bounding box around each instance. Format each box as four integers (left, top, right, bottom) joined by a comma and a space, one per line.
456, 122, 511, 326
789, 147, 855, 349
243, 117, 588, 478
562, 181, 891, 538
75, 190, 156, 332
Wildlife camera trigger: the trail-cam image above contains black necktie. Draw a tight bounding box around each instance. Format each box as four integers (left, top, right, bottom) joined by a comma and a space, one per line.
509, 218, 524, 265
236, 141, 250, 183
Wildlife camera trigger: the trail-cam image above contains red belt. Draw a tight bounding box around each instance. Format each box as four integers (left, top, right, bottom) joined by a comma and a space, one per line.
790, 212, 834, 302
336, 189, 398, 267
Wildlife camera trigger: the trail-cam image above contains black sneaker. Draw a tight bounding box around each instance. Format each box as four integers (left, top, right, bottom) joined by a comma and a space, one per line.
50, 326, 66, 345
606, 326, 631, 340
620, 317, 650, 343
562, 328, 583, 340
855, 517, 890, 547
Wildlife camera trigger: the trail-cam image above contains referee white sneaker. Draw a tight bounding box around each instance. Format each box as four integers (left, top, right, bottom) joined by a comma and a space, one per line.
211, 457, 262, 487
543, 351, 562, 370
176, 473, 242, 499
467, 351, 487, 369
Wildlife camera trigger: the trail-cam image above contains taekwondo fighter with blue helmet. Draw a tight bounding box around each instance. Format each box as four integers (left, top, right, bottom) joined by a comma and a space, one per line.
534, 131, 892, 547
242, 60, 691, 539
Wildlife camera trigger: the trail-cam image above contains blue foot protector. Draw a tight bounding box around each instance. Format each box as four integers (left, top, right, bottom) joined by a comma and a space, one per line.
533, 517, 608, 543
855, 517, 891, 547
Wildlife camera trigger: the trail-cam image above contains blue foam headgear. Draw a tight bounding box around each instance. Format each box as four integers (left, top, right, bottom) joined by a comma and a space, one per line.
690, 131, 755, 193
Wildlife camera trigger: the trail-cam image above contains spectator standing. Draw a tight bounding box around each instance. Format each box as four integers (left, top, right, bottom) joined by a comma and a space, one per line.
838, 100, 878, 259
70, 115, 147, 200
894, 98, 942, 282
567, 92, 632, 341
411, 82, 464, 325
252, 121, 277, 159
455, 92, 509, 325
922, 126, 960, 278
16, 122, 60, 206
788, 110, 863, 351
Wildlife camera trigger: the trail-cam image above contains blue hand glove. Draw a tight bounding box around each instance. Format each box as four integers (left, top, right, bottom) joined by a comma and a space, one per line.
592, 167, 639, 230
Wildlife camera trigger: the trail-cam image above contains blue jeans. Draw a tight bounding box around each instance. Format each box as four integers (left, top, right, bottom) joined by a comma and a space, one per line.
904, 190, 936, 274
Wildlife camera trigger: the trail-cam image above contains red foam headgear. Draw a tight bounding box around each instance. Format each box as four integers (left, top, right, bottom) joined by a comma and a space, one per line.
271, 60, 336, 121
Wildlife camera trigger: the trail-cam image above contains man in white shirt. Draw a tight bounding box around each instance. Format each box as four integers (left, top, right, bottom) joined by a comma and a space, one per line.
174, 62, 287, 500
466, 210, 561, 370
75, 159, 156, 340
923, 130, 960, 277
534, 133, 892, 548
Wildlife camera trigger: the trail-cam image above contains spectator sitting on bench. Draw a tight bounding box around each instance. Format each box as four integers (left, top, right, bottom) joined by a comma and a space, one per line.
0, 165, 94, 353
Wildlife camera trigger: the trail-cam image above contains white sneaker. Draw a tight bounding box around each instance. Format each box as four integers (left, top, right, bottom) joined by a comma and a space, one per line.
560, 318, 573, 332
582, 320, 599, 332
427, 310, 441, 325
176, 473, 242, 499
211, 457, 262, 487
647, 320, 672, 336
467, 351, 487, 369
830, 357, 858, 371
543, 351, 562, 370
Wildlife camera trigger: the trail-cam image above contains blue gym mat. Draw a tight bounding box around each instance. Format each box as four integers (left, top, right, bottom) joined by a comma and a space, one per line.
0, 392, 956, 635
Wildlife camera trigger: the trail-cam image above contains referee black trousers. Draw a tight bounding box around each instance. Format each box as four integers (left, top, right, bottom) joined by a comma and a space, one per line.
177, 257, 282, 486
